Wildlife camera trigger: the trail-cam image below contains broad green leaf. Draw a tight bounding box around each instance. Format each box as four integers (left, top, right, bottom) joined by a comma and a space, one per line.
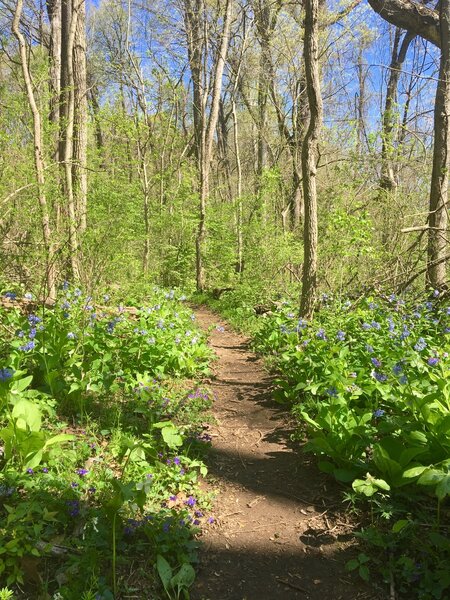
156, 555, 172, 594
12, 399, 41, 431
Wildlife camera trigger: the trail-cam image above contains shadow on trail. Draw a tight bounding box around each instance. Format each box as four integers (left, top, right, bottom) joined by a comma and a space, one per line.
191, 543, 374, 600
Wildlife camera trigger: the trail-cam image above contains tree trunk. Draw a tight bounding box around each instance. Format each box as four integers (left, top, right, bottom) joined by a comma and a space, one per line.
380, 28, 415, 191
300, 0, 323, 318
62, 0, 81, 281
12, 0, 57, 299
427, 0, 450, 290
72, 0, 88, 234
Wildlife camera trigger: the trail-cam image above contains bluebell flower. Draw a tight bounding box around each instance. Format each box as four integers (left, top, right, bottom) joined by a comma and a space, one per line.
399, 374, 408, 384
368, 302, 377, 310
316, 328, 327, 340
0, 367, 14, 381
388, 293, 396, 302
400, 326, 411, 340
372, 370, 387, 383
433, 289, 440, 297
62, 281, 69, 290
373, 409, 385, 418
387, 318, 395, 332
414, 338, 427, 351
24, 293, 33, 300
185, 496, 196, 507
366, 344, 374, 353
287, 312, 295, 319
424, 301, 432, 310
392, 363, 403, 375
74, 288, 82, 297
147, 337, 156, 345
29, 328, 37, 339
297, 318, 308, 330
336, 330, 346, 341
4, 291, 17, 300
371, 321, 381, 330
371, 357, 382, 368
326, 387, 338, 397
19, 341, 35, 352
362, 323, 371, 330
28, 314, 41, 326
427, 357, 439, 366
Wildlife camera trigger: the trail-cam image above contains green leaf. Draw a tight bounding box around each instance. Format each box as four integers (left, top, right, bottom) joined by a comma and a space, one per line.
12, 399, 41, 431
11, 376, 33, 394
334, 468, 358, 483
392, 519, 410, 533
435, 474, 450, 500
171, 563, 195, 591
156, 555, 172, 594
402, 466, 428, 478
43, 433, 75, 450
418, 469, 445, 487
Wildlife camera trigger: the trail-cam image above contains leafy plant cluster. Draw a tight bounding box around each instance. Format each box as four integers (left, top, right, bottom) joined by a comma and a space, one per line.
249, 292, 450, 599
0, 285, 215, 599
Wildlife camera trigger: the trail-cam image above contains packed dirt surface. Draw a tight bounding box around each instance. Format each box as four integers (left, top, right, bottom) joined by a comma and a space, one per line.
191, 306, 380, 600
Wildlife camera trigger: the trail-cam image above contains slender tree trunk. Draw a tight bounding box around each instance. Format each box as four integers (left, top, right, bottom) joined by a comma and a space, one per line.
427, 0, 450, 290
73, 0, 88, 234
12, 0, 56, 299
63, 0, 81, 280
46, 0, 61, 147
380, 28, 415, 191
300, 0, 323, 317
188, 0, 232, 292
232, 96, 244, 274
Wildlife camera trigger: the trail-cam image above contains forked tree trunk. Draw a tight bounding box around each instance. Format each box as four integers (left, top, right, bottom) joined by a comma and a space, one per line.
380, 28, 415, 192
300, 0, 323, 318
12, 0, 56, 299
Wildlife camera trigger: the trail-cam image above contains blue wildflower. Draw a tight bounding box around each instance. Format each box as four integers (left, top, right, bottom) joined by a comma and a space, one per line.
185, 496, 196, 507
371, 357, 382, 368
4, 292, 16, 300
24, 293, 33, 300
67, 332, 76, 339
316, 328, 327, 340
326, 387, 338, 397
414, 338, 427, 352
373, 409, 385, 418
392, 363, 403, 375
365, 344, 374, 353
399, 374, 408, 384
336, 330, 346, 341
0, 368, 14, 381
19, 341, 35, 352
29, 328, 37, 339
372, 370, 388, 383
427, 357, 439, 366
362, 323, 371, 330
28, 314, 41, 326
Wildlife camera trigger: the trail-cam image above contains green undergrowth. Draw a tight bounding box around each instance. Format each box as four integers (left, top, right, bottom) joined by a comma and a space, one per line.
0, 284, 215, 599
206, 287, 450, 600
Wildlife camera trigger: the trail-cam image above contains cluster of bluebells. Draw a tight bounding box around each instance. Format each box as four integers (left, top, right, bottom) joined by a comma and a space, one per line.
0, 367, 14, 381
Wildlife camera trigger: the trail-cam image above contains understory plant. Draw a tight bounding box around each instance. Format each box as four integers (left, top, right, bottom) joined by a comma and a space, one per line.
0, 285, 215, 598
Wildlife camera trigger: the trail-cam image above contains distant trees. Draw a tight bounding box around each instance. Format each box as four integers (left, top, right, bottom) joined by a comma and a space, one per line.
368, 0, 449, 291
0, 0, 448, 298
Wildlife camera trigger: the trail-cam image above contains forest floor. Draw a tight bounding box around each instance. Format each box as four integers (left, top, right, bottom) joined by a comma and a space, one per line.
191, 306, 381, 600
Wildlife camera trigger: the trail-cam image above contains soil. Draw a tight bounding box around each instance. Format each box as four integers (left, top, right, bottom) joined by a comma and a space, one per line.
191, 306, 381, 600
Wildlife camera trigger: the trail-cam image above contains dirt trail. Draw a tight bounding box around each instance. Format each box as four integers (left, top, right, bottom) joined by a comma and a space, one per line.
191, 306, 378, 600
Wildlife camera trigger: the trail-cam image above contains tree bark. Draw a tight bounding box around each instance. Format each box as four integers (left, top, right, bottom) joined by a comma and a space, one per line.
427, 0, 450, 290
368, 0, 448, 289
380, 28, 415, 191
12, 0, 57, 299
72, 0, 88, 234
300, 0, 323, 317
